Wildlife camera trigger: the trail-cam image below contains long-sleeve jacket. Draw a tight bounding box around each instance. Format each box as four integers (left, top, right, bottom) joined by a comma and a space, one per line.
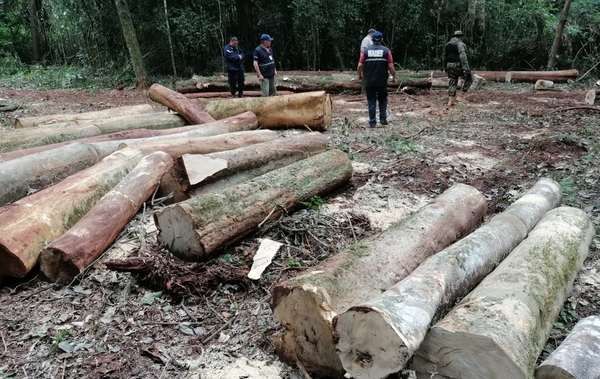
443, 37, 470, 71
223, 44, 245, 71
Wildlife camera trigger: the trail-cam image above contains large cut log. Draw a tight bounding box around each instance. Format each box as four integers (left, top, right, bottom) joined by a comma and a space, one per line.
584, 89, 600, 105
184, 91, 295, 99
154, 149, 353, 261
14, 104, 155, 128
270, 184, 486, 378
0, 112, 256, 163
0, 148, 144, 278
203, 91, 332, 131
0, 113, 188, 153
159, 132, 328, 203
505, 69, 579, 83
148, 83, 215, 124
39, 151, 174, 284
411, 206, 595, 379
333, 178, 562, 379
536, 316, 600, 379
0, 122, 267, 206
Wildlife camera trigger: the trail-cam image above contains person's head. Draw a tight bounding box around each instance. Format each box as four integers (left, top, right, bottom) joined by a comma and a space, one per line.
372, 31, 383, 44
452, 30, 465, 39
367, 28, 376, 37
229, 36, 238, 47
260, 33, 273, 47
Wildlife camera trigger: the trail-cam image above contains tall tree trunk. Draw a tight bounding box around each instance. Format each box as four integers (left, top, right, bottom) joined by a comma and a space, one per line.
114, 0, 148, 90
548, 0, 573, 68
163, 0, 177, 82
29, 0, 43, 63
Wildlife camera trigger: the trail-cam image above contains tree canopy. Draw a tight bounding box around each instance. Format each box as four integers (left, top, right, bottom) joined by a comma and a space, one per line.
1, 0, 599, 79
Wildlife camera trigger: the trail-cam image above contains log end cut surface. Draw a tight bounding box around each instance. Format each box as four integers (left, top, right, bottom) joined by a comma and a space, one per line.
0, 243, 29, 278
39, 247, 81, 284
154, 203, 206, 261
412, 328, 526, 379
334, 308, 411, 379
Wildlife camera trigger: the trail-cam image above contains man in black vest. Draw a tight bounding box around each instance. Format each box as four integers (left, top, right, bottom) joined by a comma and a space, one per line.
223, 36, 245, 98
443, 30, 472, 106
358, 31, 397, 128
253, 34, 277, 97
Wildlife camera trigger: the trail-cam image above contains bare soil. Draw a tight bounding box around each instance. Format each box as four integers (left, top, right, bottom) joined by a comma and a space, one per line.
0, 82, 599, 379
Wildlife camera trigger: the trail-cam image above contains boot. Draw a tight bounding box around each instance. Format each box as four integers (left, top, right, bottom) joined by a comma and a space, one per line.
447, 96, 456, 106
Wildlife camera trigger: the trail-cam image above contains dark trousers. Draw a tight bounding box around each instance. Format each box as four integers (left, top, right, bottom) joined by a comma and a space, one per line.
228, 70, 245, 97
366, 86, 388, 126
447, 65, 472, 97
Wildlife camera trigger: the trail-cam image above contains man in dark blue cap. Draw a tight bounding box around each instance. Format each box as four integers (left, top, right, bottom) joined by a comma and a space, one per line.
358, 31, 397, 128
253, 33, 277, 96
223, 36, 245, 98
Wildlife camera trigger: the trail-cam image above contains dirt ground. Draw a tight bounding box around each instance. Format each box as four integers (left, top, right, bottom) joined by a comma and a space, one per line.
0, 81, 599, 379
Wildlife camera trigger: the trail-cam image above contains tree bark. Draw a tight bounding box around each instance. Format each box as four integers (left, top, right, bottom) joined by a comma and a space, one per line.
29, 0, 43, 63
148, 83, 216, 124
536, 316, 600, 379
39, 151, 174, 284
584, 89, 600, 105
333, 178, 562, 379
14, 104, 155, 128
270, 184, 487, 378
114, 0, 148, 89
203, 91, 332, 131
0, 112, 256, 163
548, 0, 573, 68
154, 149, 353, 262
411, 206, 594, 379
0, 147, 144, 278
505, 69, 579, 83
158, 132, 328, 203
0, 113, 188, 154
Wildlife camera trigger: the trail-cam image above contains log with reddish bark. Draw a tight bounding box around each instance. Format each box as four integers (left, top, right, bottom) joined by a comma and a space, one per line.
269, 184, 487, 378
505, 69, 579, 83
39, 151, 174, 284
536, 315, 600, 379
0, 147, 144, 278
154, 149, 352, 262
333, 178, 562, 379
14, 104, 155, 128
158, 132, 327, 203
148, 83, 215, 124
0, 112, 256, 163
585, 89, 600, 105
184, 91, 295, 99
0, 113, 188, 154
411, 206, 594, 379
203, 91, 332, 131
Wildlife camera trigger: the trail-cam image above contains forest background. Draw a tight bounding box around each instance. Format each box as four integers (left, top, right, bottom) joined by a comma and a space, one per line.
0, 0, 599, 87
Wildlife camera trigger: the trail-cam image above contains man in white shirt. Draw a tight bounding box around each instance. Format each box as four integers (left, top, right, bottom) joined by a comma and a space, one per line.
360, 29, 376, 94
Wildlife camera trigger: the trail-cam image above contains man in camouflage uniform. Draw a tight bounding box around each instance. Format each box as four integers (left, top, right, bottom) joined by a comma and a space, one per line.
443, 30, 472, 106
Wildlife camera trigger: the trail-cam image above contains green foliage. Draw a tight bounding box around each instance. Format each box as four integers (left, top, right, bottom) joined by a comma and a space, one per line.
300, 196, 324, 211
385, 132, 420, 154
286, 259, 301, 267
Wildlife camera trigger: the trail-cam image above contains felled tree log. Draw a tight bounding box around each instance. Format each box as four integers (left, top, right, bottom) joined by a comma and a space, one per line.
333, 178, 562, 379
411, 206, 594, 379
184, 91, 295, 99
584, 89, 600, 105
39, 151, 174, 284
158, 132, 327, 203
154, 149, 352, 261
536, 316, 600, 379
270, 184, 486, 378
505, 69, 579, 83
0, 112, 256, 163
14, 104, 155, 128
0, 148, 144, 278
148, 83, 215, 124
0, 113, 188, 154
203, 91, 332, 131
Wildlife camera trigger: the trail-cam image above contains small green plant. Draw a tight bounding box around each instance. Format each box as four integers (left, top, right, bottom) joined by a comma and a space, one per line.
385, 132, 420, 154
286, 259, 301, 267
581, 122, 600, 137
301, 196, 324, 210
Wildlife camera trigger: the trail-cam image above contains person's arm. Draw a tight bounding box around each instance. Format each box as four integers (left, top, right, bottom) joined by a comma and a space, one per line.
224, 46, 236, 63
253, 60, 263, 80
387, 50, 397, 84
458, 42, 470, 71
357, 53, 365, 79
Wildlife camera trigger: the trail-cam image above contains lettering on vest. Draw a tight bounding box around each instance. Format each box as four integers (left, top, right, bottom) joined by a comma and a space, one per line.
367, 49, 384, 58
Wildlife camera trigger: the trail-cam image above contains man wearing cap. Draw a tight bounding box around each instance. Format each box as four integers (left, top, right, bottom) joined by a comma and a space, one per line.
358, 31, 397, 128
223, 36, 245, 98
443, 30, 472, 106
360, 28, 376, 94
253, 34, 277, 97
